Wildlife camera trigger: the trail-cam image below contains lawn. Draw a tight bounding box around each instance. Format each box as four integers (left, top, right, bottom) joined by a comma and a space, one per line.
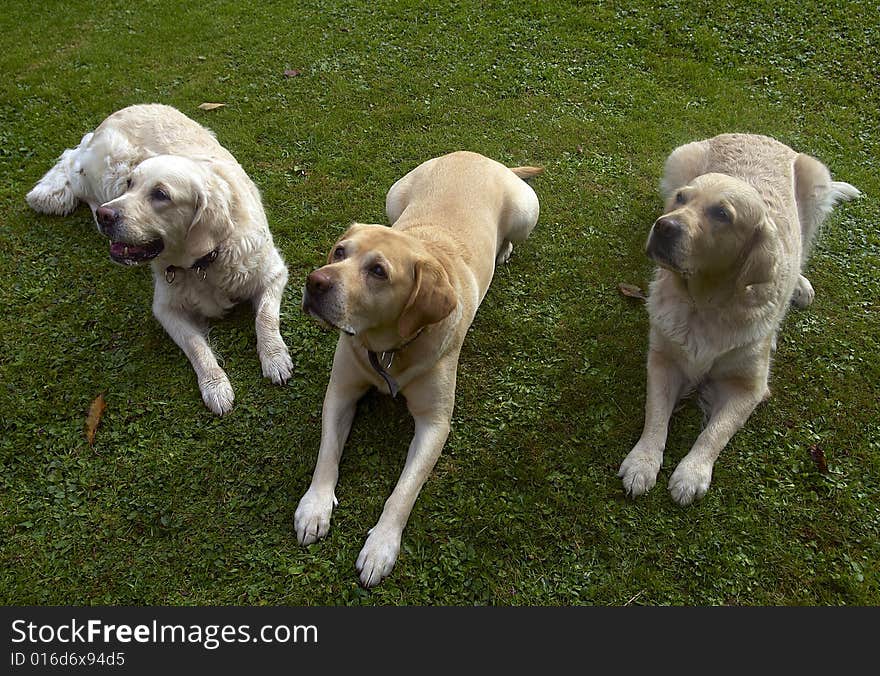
1, 0, 877, 605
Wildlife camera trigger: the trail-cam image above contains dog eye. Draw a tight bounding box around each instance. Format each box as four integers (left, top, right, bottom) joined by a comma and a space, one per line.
675, 191, 687, 205
126, 178, 132, 189
150, 187, 171, 202
332, 246, 346, 261
368, 264, 387, 279
709, 205, 730, 221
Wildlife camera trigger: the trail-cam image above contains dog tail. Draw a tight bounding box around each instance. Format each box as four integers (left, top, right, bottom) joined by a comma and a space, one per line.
509, 165, 544, 183
829, 181, 861, 205
26, 132, 93, 216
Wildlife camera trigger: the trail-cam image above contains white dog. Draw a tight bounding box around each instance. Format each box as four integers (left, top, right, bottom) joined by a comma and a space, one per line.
619, 134, 860, 505
27, 104, 292, 414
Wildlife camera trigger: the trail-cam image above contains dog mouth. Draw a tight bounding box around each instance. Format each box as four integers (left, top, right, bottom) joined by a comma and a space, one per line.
108, 239, 165, 266
654, 259, 688, 276
648, 252, 690, 277
302, 292, 355, 336
648, 249, 679, 271
646, 236, 687, 276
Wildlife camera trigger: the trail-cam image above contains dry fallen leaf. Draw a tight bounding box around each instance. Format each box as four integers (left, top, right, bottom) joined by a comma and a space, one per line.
618, 283, 647, 301
85, 393, 107, 446
197, 102, 226, 111
809, 444, 828, 474
283, 69, 302, 78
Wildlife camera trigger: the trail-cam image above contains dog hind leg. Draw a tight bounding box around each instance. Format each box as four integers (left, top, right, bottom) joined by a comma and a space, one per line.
660, 140, 710, 199
791, 154, 860, 308
25, 134, 92, 215
793, 153, 860, 264
496, 166, 541, 264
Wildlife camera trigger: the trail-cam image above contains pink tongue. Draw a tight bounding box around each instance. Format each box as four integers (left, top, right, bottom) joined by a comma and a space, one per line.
110, 242, 145, 256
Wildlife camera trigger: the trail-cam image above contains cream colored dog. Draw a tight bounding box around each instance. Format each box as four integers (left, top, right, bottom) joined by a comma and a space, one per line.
296, 151, 541, 586
619, 134, 860, 505
27, 104, 292, 414
27, 104, 238, 221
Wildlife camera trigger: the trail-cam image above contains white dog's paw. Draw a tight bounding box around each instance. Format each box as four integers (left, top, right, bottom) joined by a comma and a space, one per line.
495, 240, 514, 266
618, 446, 662, 498
259, 341, 293, 385
294, 489, 337, 545
26, 176, 78, 216
199, 369, 235, 415
791, 275, 815, 309
356, 526, 401, 588
668, 456, 714, 506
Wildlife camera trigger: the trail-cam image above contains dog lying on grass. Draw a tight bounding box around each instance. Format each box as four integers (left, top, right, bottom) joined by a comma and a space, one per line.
297, 151, 542, 586
27, 104, 292, 414
619, 133, 860, 505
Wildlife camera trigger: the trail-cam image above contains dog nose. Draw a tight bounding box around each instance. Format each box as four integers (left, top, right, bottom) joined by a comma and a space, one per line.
646, 216, 684, 269
96, 206, 121, 234
306, 269, 333, 296
653, 216, 682, 239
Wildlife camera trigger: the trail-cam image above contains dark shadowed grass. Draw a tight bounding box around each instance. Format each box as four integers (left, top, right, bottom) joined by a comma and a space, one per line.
0, 0, 877, 605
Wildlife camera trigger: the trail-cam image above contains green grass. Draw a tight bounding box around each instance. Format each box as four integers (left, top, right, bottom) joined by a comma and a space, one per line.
1, 0, 878, 605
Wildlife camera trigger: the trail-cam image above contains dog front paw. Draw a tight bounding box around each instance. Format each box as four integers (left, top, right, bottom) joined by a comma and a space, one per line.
294, 488, 337, 545
259, 340, 293, 385
199, 369, 235, 415
356, 526, 401, 588
668, 456, 714, 506
618, 445, 663, 498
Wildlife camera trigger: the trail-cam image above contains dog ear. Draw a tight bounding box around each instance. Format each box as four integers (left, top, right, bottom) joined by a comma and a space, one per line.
398, 255, 457, 339
186, 164, 235, 259
738, 215, 779, 296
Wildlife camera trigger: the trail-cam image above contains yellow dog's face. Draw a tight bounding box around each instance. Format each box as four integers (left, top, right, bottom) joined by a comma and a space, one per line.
303, 223, 456, 340
647, 172, 769, 277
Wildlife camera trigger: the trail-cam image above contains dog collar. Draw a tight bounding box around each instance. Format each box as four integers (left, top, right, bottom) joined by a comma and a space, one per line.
366, 329, 425, 398
164, 248, 220, 284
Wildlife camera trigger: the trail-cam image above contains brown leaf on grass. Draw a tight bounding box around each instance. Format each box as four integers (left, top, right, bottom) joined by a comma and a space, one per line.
618, 283, 647, 301
809, 444, 828, 474
85, 393, 107, 446
283, 69, 302, 78
197, 102, 226, 111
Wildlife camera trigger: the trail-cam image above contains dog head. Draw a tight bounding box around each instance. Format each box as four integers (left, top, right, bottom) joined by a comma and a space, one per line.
95, 155, 234, 266
303, 223, 457, 341
646, 172, 774, 279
